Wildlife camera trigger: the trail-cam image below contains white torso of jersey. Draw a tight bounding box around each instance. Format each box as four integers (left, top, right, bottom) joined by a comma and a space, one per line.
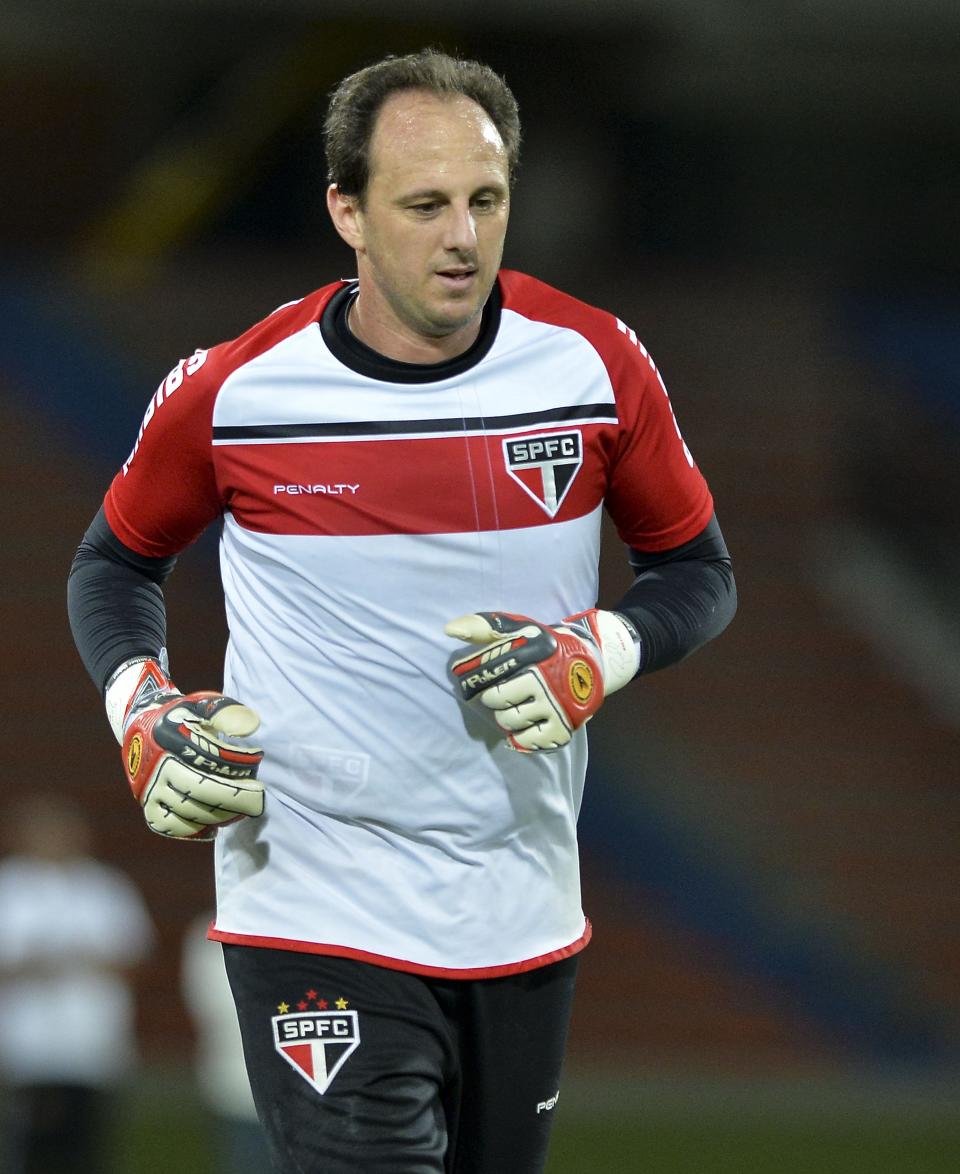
211, 306, 612, 973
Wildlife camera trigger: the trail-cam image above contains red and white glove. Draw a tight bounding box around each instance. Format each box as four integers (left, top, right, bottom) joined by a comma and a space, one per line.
105, 658, 265, 840
445, 609, 641, 752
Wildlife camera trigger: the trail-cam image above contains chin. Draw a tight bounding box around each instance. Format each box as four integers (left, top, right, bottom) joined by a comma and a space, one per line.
433, 297, 485, 330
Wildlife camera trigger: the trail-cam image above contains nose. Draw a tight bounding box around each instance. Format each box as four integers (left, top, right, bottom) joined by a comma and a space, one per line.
443, 202, 478, 252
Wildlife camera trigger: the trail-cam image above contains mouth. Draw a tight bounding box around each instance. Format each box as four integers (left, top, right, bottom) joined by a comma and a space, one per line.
435, 267, 478, 291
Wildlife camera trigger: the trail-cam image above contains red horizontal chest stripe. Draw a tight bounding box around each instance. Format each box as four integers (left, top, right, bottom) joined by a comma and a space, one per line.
216, 429, 613, 536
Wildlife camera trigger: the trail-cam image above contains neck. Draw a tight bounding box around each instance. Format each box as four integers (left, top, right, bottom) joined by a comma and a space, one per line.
347, 294, 482, 365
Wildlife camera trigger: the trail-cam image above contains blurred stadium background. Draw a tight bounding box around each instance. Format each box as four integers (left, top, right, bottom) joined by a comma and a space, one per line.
3, 1, 960, 1169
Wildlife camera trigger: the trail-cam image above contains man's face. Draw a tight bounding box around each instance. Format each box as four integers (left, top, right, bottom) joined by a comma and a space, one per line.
330, 90, 511, 360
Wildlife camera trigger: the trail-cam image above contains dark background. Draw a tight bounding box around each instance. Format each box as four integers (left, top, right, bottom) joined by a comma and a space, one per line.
3, 1, 960, 1168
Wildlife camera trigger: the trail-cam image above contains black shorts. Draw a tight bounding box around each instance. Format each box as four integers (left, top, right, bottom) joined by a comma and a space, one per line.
223, 945, 579, 1174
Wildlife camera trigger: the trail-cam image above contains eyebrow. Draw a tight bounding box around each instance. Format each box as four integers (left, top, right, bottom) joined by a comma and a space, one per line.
398, 189, 446, 203
396, 184, 507, 204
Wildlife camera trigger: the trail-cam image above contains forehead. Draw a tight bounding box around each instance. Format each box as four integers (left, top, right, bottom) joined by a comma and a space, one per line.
368, 90, 508, 187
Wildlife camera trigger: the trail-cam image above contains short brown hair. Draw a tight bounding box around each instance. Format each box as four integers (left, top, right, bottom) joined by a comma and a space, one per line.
324, 48, 521, 200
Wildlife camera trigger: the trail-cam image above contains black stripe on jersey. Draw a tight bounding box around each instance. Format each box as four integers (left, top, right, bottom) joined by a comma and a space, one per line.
212, 402, 618, 442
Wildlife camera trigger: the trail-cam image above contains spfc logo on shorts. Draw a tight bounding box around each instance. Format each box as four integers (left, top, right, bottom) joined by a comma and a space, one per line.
503, 430, 583, 517
272, 1010, 360, 1095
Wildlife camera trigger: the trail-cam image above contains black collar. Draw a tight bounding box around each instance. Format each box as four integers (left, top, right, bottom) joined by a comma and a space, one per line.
320, 279, 502, 384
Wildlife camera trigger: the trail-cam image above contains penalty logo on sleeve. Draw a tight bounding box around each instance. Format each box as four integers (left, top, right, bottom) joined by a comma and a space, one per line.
272, 990, 360, 1096
503, 430, 583, 517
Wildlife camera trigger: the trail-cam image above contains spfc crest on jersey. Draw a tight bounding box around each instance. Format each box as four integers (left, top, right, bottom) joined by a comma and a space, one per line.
272, 1007, 360, 1095
503, 430, 583, 517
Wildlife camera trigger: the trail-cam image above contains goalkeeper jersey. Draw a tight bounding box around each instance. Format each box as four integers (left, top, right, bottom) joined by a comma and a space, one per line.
104, 269, 713, 977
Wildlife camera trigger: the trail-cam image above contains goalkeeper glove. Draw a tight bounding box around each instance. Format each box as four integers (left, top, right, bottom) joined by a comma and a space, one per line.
105, 658, 265, 840
445, 609, 641, 752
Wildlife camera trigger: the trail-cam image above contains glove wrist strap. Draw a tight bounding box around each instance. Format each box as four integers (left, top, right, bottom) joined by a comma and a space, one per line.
105, 656, 177, 744
594, 610, 642, 694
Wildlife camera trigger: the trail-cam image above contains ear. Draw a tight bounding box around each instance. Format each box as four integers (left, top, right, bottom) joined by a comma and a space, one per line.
326, 184, 364, 252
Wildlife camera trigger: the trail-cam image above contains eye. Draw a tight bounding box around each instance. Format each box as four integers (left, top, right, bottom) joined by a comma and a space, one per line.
410, 202, 440, 216
472, 194, 499, 212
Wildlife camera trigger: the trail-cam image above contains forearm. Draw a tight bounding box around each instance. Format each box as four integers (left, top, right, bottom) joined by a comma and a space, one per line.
67, 507, 174, 694
615, 513, 737, 675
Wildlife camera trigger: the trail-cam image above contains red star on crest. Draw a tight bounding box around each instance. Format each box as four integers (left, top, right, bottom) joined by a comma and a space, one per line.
317, 998, 328, 1009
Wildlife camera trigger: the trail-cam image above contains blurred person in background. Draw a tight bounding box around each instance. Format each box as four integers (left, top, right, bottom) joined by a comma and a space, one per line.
182, 910, 272, 1174
0, 793, 155, 1174
68, 48, 735, 1172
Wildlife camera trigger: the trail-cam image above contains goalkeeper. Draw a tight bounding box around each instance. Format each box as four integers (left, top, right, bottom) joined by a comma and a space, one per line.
67, 49, 735, 1174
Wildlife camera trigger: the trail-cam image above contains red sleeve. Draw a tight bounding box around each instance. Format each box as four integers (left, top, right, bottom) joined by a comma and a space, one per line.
103, 286, 340, 558
104, 347, 222, 558
603, 322, 714, 551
